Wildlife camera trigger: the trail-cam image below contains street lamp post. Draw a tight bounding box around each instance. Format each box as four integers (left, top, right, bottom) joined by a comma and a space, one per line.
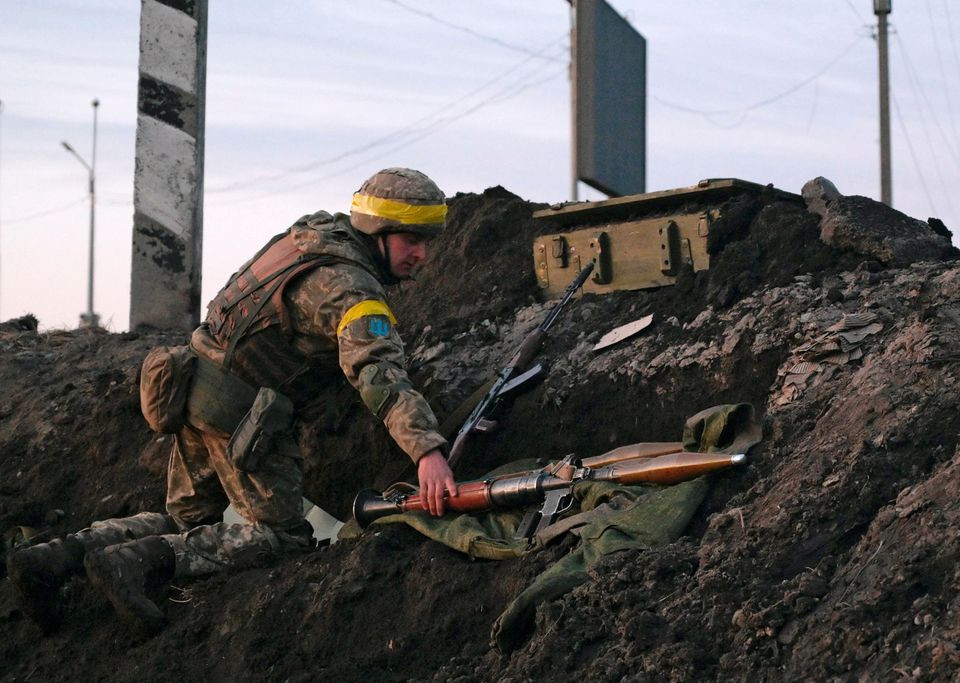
62, 98, 99, 328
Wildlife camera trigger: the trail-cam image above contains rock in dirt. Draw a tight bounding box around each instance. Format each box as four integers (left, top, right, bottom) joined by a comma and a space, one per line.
819, 194, 958, 267
801, 175, 842, 217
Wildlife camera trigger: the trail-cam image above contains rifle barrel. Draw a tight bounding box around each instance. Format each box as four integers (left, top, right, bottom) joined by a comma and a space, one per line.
542, 261, 594, 331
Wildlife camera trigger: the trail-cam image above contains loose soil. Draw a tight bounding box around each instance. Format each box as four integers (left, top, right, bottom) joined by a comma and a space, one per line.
1, 185, 959, 681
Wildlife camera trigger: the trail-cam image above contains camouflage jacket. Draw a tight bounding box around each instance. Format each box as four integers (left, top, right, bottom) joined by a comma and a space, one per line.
191, 211, 446, 463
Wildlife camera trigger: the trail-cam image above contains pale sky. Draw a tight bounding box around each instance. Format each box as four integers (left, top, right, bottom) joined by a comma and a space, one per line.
1, 1, 959, 330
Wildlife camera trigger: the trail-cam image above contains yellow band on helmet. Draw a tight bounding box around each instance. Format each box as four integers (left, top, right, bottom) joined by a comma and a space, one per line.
351, 193, 447, 225
337, 299, 398, 337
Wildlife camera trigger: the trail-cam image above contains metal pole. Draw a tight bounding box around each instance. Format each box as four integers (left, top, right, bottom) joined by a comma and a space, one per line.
569, 0, 578, 202
62, 99, 100, 329
0, 99, 3, 321
87, 99, 98, 326
875, 0, 892, 206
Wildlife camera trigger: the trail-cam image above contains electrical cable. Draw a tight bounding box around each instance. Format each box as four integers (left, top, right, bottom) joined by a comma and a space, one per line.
805, 81, 820, 131
892, 29, 960, 220
653, 34, 865, 123
894, 28, 960, 167
209, 65, 566, 206
843, 0, 867, 25
944, 0, 960, 81
206, 33, 568, 195
380, 0, 564, 63
926, 0, 960, 158
5, 196, 88, 225
892, 92, 938, 215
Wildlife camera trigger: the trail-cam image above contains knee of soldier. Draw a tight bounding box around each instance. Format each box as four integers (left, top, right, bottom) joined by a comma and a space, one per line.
165, 504, 222, 532
271, 519, 316, 553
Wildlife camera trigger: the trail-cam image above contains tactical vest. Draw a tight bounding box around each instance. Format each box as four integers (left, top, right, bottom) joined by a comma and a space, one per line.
205, 231, 336, 368
197, 214, 390, 414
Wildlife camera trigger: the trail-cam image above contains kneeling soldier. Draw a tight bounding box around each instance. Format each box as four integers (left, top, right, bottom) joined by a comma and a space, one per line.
8, 167, 458, 633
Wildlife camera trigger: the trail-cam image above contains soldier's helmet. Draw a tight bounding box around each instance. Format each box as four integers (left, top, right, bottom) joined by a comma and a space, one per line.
350, 167, 447, 237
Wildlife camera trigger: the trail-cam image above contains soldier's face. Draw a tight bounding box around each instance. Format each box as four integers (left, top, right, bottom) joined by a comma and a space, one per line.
382, 232, 430, 279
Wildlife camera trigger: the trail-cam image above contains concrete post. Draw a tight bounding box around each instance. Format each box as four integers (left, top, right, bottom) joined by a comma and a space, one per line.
130, 0, 208, 331
875, 0, 892, 206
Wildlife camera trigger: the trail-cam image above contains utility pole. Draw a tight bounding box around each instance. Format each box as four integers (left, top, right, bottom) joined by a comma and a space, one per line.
0, 99, 4, 321
130, 0, 208, 332
568, 0, 578, 202
875, 0, 892, 206
62, 98, 100, 329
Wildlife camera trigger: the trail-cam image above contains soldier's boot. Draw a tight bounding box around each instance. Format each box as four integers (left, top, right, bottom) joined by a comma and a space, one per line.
83, 536, 176, 635
6, 535, 85, 634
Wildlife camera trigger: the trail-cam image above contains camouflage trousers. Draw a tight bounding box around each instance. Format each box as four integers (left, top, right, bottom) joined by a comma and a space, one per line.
166, 421, 308, 537
74, 421, 313, 578
73, 512, 287, 578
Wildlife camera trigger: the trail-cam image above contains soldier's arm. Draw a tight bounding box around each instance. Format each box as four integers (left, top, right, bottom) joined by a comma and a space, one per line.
291, 265, 448, 463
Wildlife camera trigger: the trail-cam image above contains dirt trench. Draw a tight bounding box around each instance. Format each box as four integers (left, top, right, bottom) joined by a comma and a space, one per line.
1, 186, 959, 682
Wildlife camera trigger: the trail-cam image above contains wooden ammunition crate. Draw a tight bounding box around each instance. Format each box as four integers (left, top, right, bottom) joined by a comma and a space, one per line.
532, 178, 800, 297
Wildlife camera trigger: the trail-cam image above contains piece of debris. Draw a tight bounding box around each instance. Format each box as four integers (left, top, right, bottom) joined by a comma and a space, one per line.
593, 314, 654, 351
775, 311, 884, 406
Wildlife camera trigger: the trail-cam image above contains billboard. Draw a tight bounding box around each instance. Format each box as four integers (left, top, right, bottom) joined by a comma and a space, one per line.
575, 0, 646, 197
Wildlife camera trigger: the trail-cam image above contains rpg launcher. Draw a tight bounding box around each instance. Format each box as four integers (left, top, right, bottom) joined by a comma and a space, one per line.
446, 261, 595, 471
353, 446, 746, 538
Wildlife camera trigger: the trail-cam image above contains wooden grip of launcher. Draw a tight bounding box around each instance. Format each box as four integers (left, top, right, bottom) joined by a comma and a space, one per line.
398, 480, 492, 514
601, 452, 745, 485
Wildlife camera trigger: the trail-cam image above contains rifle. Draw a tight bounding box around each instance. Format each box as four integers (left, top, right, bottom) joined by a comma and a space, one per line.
353, 448, 746, 536
446, 261, 595, 470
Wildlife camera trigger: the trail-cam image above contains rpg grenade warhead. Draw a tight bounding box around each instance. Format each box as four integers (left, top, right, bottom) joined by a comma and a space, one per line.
350, 167, 447, 238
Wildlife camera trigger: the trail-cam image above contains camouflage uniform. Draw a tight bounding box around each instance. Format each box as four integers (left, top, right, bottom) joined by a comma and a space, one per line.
147, 210, 443, 574
7, 169, 449, 634
71, 211, 445, 578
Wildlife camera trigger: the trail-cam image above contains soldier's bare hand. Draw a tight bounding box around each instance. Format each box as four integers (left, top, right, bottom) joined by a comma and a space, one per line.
417, 450, 458, 516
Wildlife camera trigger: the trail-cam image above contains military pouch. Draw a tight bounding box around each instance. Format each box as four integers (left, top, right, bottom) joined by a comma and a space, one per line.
139, 345, 197, 434
227, 387, 295, 472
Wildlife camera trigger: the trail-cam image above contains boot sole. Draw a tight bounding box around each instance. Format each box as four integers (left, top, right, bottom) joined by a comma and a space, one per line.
83, 551, 167, 635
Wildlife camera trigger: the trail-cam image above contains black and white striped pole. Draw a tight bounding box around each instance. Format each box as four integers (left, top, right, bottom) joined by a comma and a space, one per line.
130, 0, 208, 331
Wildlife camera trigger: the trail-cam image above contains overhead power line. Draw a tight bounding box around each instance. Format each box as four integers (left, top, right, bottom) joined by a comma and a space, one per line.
926, 0, 960, 160
891, 26, 959, 222
207, 33, 568, 200
893, 29, 960, 171
653, 34, 866, 123
381, 0, 564, 63
6, 196, 87, 225
210, 63, 566, 206
842, 0, 867, 25
891, 92, 938, 215
944, 0, 960, 82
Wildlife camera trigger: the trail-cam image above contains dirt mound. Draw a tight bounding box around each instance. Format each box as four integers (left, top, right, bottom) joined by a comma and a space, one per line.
2, 185, 960, 681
